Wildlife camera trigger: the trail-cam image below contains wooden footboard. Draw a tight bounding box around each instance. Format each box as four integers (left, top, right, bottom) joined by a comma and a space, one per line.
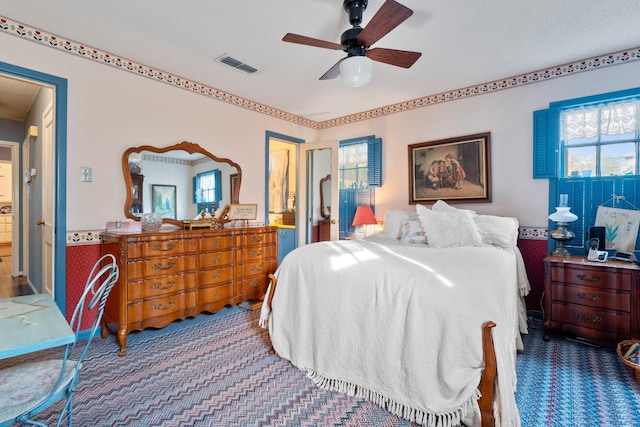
266, 273, 498, 426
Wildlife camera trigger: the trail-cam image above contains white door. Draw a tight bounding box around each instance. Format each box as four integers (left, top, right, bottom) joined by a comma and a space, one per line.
297, 141, 339, 246
41, 103, 54, 296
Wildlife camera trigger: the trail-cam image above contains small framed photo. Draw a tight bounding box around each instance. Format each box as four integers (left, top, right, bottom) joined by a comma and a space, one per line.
408, 132, 491, 204
152, 184, 177, 219
227, 204, 257, 220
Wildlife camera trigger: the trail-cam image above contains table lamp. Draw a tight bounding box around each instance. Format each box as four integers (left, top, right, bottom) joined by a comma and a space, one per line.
549, 194, 578, 256
352, 205, 377, 238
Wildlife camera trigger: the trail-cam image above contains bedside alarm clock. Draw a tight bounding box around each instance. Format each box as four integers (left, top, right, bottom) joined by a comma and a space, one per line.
610, 250, 638, 263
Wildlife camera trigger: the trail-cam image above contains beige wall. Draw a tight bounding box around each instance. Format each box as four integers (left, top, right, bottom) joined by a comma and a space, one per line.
3, 31, 640, 230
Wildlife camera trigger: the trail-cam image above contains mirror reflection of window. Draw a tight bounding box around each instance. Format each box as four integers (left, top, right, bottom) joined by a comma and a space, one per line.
194, 169, 221, 214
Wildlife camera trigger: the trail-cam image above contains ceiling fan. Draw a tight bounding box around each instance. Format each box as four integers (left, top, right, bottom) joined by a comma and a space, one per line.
282, 0, 422, 87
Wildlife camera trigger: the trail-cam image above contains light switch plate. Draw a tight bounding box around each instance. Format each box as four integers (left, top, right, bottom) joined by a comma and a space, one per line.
81, 167, 92, 182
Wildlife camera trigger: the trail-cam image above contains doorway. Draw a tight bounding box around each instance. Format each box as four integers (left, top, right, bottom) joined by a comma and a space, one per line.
0, 61, 68, 312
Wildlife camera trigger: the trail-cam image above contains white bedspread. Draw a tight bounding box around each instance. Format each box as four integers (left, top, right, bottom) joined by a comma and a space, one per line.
261, 236, 524, 427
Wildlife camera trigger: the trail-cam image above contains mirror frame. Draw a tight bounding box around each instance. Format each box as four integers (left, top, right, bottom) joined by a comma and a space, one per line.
122, 140, 242, 227
319, 174, 331, 220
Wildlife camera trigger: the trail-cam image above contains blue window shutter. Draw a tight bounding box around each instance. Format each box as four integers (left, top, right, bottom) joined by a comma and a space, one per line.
192, 176, 198, 203
214, 169, 222, 206
533, 108, 559, 179
339, 189, 357, 239
367, 137, 382, 187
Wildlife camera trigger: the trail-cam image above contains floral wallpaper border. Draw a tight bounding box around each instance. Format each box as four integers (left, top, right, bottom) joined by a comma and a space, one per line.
1, 16, 639, 130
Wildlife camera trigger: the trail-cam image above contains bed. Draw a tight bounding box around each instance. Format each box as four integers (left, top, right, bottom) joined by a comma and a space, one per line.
260, 201, 530, 427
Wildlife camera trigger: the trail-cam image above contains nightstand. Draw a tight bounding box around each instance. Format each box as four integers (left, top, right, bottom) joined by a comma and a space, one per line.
543, 255, 640, 346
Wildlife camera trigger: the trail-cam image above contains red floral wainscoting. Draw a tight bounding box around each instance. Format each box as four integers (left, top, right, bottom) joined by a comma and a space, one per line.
65, 242, 102, 330
517, 226, 549, 315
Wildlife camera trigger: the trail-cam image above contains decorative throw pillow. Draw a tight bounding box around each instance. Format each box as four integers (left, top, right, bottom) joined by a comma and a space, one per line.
431, 199, 476, 214
474, 214, 519, 248
382, 210, 416, 239
400, 217, 428, 244
416, 204, 482, 248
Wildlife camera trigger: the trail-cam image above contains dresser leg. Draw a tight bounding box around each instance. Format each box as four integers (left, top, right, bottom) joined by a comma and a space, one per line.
117, 328, 128, 357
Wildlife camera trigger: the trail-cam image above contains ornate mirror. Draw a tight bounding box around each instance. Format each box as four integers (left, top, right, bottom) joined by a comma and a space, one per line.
122, 141, 242, 227
319, 174, 331, 220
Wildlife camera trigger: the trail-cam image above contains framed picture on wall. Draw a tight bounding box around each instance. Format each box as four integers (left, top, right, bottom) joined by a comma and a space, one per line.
152, 184, 177, 219
408, 132, 491, 204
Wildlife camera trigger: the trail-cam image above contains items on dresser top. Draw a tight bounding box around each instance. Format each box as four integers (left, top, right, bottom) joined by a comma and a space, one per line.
100, 226, 277, 356
543, 255, 640, 346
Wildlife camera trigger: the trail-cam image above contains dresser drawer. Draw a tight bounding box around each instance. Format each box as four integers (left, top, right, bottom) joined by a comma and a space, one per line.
127, 255, 197, 281
236, 244, 276, 262
200, 235, 234, 251
551, 283, 631, 312
550, 265, 632, 291
199, 250, 234, 268
235, 259, 276, 278
127, 290, 197, 324
128, 273, 196, 301
234, 275, 269, 298
127, 239, 197, 259
236, 230, 277, 247
199, 283, 233, 307
199, 266, 234, 286
551, 302, 631, 335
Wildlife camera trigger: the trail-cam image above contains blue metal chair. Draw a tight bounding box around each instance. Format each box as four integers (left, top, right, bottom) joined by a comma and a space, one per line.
0, 254, 119, 426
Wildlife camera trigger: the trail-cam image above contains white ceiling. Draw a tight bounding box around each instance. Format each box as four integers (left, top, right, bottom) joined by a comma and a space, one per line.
2, 0, 640, 122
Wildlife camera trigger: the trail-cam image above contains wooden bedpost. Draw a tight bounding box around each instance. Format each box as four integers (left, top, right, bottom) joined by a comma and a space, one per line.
478, 321, 497, 427
266, 273, 277, 355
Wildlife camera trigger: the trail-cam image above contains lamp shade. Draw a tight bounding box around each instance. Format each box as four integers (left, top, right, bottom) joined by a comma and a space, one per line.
339, 56, 373, 87
352, 205, 377, 226
548, 207, 578, 223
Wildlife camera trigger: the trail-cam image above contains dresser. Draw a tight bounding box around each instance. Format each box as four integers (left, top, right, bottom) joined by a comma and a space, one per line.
543, 255, 640, 346
101, 226, 277, 356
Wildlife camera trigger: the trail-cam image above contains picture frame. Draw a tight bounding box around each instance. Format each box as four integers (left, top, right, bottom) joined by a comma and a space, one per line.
227, 203, 257, 220
152, 184, 177, 219
230, 173, 239, 204
408, 132, 491, 204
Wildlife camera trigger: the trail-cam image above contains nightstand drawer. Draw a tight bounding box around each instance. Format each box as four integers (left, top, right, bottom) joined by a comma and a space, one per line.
551, 283, 631, 312
550, 265, 632, 291
551, 302, 631, 335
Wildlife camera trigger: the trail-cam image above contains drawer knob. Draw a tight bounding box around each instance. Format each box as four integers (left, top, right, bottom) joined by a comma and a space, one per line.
151, 280, 175, 290
152, 261, 176, 271
152, 301, 176, 311
576, 273, 601, 283
576, 313, 601, 323
576, 292, 601, 302
152, 243, 176, 252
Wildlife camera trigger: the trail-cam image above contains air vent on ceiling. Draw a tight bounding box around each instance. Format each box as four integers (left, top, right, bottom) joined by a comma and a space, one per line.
216, 55, 258, 74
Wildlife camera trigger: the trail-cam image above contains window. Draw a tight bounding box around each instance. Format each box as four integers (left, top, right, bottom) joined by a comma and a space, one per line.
193, 169, 222, 212
562, 100, 640, 177
338, 136, 382, 238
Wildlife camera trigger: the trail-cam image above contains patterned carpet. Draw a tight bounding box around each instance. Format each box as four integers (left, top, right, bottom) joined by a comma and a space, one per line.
1, 306, 639, 426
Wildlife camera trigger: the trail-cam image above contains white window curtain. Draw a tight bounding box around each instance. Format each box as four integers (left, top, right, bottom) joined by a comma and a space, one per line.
269, 150, 289, 213
561, 100, 640, 140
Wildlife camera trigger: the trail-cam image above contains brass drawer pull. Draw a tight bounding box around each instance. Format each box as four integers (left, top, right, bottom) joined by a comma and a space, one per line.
250, 236, 264, 243
152, 261, 176, 271
576, 274, 601, 283
214, 272, 220, 280
152, 243, 175, 252
576, 292, 601, 301
153, 301, 176, 311
151, 280, 175, 290
250, 249, 264, 257
250, 264, 264, 272
576, 313, 601, 323
215, 290, 221, 298
213, 255, 221, 264
249, 282, 258, 288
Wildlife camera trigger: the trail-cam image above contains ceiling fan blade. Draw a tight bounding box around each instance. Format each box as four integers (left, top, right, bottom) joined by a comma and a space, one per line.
282, 33, 343, 50
319, 58, 346, 80
358, 0, 413, 47
367, 48, 421, 68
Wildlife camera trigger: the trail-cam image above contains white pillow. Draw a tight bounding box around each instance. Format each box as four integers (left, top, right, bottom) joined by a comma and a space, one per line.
416, 204, 482, 248
382, 210, 416, 239
400, 217, 428, 244
431, 199, 476, 214
474, 214, 519, 248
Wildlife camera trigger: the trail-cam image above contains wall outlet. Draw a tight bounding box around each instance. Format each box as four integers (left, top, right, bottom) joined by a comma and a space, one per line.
80, 167, 92, 182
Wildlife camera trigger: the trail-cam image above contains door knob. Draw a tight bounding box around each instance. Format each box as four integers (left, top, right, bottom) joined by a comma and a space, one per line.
331, 219, 337, 224
36, 220, 45, 225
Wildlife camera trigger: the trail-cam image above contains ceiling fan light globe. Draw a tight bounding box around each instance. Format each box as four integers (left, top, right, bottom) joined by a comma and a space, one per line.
339, 56, 373, 87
